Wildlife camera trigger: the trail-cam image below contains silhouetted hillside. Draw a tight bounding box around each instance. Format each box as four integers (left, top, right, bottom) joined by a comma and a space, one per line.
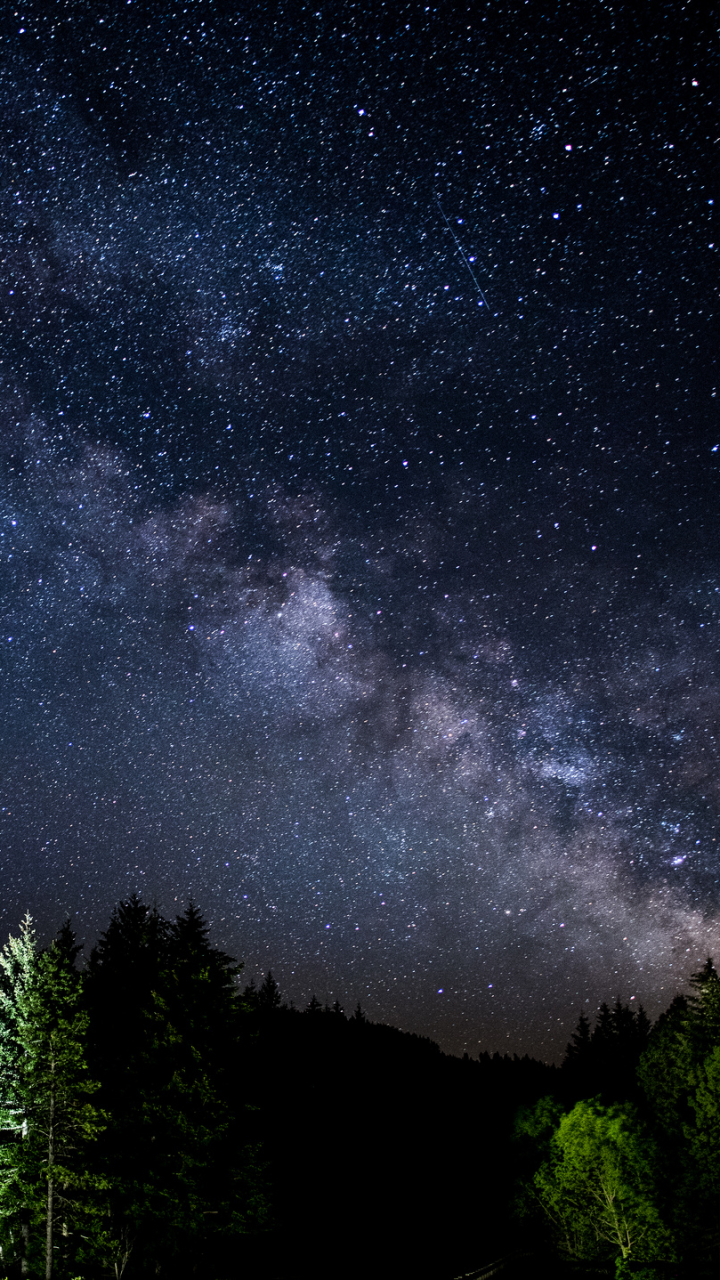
240, 977, 557, 1280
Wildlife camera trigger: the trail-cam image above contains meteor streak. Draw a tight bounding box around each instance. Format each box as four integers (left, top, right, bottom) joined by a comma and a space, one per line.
436, 197, 491, 311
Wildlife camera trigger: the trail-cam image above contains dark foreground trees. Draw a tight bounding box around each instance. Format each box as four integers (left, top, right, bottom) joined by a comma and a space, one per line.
638, 960, 720, 1267
84, 898, 267, 1278
12, 901, 720, 1280
0, 902, 268, 1280
240, 975, 557, 1280
0, 903, 558, 1280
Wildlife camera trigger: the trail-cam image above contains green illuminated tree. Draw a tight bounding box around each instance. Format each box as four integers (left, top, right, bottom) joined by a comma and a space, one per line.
0, 913, 38, 1275
527, 1097, 673, 1273
0, 920, 106, 1280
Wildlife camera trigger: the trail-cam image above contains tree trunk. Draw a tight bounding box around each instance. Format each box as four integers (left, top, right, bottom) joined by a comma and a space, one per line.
45, 1058, 55, 1280
114, 1226, 134, 1280
20, 1213, 29, 1278
45, 1170, 54, 1280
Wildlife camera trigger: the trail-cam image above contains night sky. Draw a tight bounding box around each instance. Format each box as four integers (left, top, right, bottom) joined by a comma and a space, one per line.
0, 1, 717, 1058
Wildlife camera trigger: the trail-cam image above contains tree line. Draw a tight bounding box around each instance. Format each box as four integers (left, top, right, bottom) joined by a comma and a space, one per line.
4, 895, 717, 1280
0, 897, 558, 1280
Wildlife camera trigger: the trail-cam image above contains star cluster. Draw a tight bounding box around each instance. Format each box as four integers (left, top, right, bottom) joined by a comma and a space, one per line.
0, 1, 717, 1056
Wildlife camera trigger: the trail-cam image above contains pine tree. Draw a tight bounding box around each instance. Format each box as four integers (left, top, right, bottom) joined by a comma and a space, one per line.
638, 959, 720, 1263
84, 896, 168, 1274
0, 921, 105, 1280
0, 914, 38, 1275
256, 972, 282, 1013
564, 1010, 591, 1065
86, 897, 267, 1276
562, 1001, 651, 1102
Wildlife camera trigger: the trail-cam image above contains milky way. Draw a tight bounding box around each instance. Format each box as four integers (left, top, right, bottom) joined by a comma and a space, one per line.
0, 2, 717, 1057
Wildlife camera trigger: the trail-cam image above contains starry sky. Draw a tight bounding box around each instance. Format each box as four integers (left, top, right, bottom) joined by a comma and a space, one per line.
0, 0, 717, 1058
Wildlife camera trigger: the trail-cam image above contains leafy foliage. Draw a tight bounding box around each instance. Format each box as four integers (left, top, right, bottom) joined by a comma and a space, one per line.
516, 962, 720, 1275
530, 1098, 672, 1267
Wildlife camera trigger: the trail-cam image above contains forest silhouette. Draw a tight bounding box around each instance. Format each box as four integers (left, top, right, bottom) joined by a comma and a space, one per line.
0, 898, 715, 1280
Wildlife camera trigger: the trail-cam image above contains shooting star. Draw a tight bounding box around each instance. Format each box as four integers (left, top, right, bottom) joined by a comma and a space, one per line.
436, 197, 491, 311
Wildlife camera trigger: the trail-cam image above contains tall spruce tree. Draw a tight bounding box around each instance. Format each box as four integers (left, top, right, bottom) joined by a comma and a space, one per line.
0, 914, 38, 1275
86, 897, 266, 1276
85, 896, 171, 1275
639, 959, 720, 1265
0, 920, 105, 1280
561, 1000, 651, 1102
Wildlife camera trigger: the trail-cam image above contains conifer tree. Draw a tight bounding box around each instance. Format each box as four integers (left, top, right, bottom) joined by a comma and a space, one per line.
0, 913, 38, 1275
639, 959, 720, 1262
561, 1000, 651, 1102
564, 1010, 591, 1071
86, 897, 266, 1275
85, 896, 172, 1273
256, 972, 282, 1013
0, 920, 105, 1280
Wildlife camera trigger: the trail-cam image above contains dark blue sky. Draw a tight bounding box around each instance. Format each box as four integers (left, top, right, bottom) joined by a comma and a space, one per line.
0, 0, 717, 1057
